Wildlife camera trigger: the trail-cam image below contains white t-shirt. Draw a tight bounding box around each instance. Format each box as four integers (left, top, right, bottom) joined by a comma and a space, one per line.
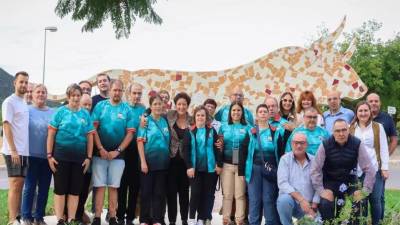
355, 122, 389, 174
1, 94, 29, 156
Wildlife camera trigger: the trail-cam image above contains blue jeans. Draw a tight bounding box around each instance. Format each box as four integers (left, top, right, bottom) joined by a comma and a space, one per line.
277, 194, 304, 225
366, 171, 385, 225
248, 164, 281, 225
21, 157, 52, 221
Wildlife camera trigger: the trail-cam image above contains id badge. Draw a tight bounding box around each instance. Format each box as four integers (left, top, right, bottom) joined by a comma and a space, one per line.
232, 148, 239, 164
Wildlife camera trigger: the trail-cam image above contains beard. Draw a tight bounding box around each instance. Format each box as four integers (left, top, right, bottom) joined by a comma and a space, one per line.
112, 96, 121, 103
17, 88, 27, 95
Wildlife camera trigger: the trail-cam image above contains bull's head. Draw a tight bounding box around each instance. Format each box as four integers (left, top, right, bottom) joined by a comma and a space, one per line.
308, 16, 367, 101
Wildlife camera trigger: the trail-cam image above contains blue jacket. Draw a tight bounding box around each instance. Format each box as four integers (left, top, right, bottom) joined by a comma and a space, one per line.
245, 126, 285, 183
184, 126, 223, 173
219, 122, 251, 176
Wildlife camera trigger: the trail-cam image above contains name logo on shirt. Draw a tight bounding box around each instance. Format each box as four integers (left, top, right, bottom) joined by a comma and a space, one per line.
117, 113, 125, 119
239, 129, 246, 134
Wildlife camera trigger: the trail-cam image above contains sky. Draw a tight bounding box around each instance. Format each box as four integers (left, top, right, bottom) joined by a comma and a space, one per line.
1, 0, 399, 95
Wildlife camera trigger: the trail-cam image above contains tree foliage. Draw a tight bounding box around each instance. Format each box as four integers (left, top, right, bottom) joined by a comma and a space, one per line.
339, 20, 400, 112
55, 0, 163, 39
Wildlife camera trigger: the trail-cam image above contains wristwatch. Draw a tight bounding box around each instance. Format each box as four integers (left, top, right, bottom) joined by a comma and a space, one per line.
117, 147, 123, 153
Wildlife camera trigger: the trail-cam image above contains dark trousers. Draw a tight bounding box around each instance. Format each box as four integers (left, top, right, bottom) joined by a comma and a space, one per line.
21, 157, 52, 221
75, 172, 92, 220
117, 148, 140, 221
318, 182, 362, 225
140, 170, 168, 224
189, 171, 218, 220
167, 156, 189, 223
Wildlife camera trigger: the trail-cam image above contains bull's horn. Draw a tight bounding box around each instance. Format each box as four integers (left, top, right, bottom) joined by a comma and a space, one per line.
343, 37, 357, 62
311, 16, 346, 51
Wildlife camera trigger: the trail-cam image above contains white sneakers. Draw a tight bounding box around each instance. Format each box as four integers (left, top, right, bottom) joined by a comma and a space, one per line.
188, 219, 197, 225
188, 219, 209, 225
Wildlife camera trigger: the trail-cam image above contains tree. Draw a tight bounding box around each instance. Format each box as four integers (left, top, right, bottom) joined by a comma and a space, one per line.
339, 20, 400, 111
55, 0, 162, 39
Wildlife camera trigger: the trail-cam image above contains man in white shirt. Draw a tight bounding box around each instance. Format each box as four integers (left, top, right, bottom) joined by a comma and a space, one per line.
2, 71, 30, 225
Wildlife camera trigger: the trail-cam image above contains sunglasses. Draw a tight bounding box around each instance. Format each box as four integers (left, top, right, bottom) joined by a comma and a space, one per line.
282, 99, 293, 103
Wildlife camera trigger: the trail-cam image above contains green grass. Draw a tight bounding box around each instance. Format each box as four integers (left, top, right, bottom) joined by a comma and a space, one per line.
0, 188, 109, 224
0, 189, 399, 224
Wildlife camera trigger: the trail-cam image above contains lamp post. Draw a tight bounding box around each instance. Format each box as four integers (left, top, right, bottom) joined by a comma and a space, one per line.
42, 26, 57, 84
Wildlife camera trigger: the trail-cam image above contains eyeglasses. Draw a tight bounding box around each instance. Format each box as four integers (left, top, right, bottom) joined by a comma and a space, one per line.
132, 92, 142, 95
293, 141, 306, 146
305, 115, 318, 119
282, 98, 293, 103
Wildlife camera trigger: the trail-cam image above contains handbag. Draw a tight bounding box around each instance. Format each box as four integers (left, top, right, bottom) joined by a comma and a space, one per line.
256, 125, 278, 182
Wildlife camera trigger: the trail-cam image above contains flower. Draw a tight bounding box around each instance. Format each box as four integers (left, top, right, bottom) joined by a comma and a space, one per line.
339, 183, 348, 193
314, 216, 323, 224
337, 198, 345, 206
250, 127, 257, 135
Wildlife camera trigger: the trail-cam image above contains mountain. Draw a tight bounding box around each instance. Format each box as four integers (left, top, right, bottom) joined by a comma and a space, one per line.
0, 68, 15, 105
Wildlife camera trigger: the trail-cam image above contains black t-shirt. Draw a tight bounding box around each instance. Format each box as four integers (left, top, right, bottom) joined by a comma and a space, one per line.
91, 94, 108, 113
374, 111, 397, 137
173, 123, 186, 140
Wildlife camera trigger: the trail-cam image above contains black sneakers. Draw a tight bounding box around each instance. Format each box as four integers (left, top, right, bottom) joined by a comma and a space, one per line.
91, 217, 101, 225
56, 219, 66, 225
109, 217, 118, 225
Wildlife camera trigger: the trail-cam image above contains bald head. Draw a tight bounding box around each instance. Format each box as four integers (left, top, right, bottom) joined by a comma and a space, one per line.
80, 93, 92, 111
366, 93, 381, 115
229, 86, 244, 103
129, 82, 144, 104
264, 96, 279, 117
24, 82, 34, 104
327, 90, 341, 112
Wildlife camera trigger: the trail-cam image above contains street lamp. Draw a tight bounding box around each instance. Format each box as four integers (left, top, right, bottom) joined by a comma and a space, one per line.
42, 26, 57, 84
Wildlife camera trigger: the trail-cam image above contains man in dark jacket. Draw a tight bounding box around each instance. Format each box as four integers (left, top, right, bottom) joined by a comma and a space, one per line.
311, 119, 376, 224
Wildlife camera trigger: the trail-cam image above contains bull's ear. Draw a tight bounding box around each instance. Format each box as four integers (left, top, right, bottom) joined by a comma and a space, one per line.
343, 37, 357, 62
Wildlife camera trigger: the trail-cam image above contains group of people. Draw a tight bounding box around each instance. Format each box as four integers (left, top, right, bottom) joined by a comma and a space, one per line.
1, 71, 398, 225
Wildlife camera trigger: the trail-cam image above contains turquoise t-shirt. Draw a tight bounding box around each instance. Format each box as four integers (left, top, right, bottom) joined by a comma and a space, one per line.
92, 100, 135, 155
215, 105, 254, 126
219, 122, 250, 163
130, 104, 146, 134
253, 127, 275, 164
285, 125, 330, 155
49, 106, 95, 163
137, 115, 170, 171
268, 116, 288, 129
